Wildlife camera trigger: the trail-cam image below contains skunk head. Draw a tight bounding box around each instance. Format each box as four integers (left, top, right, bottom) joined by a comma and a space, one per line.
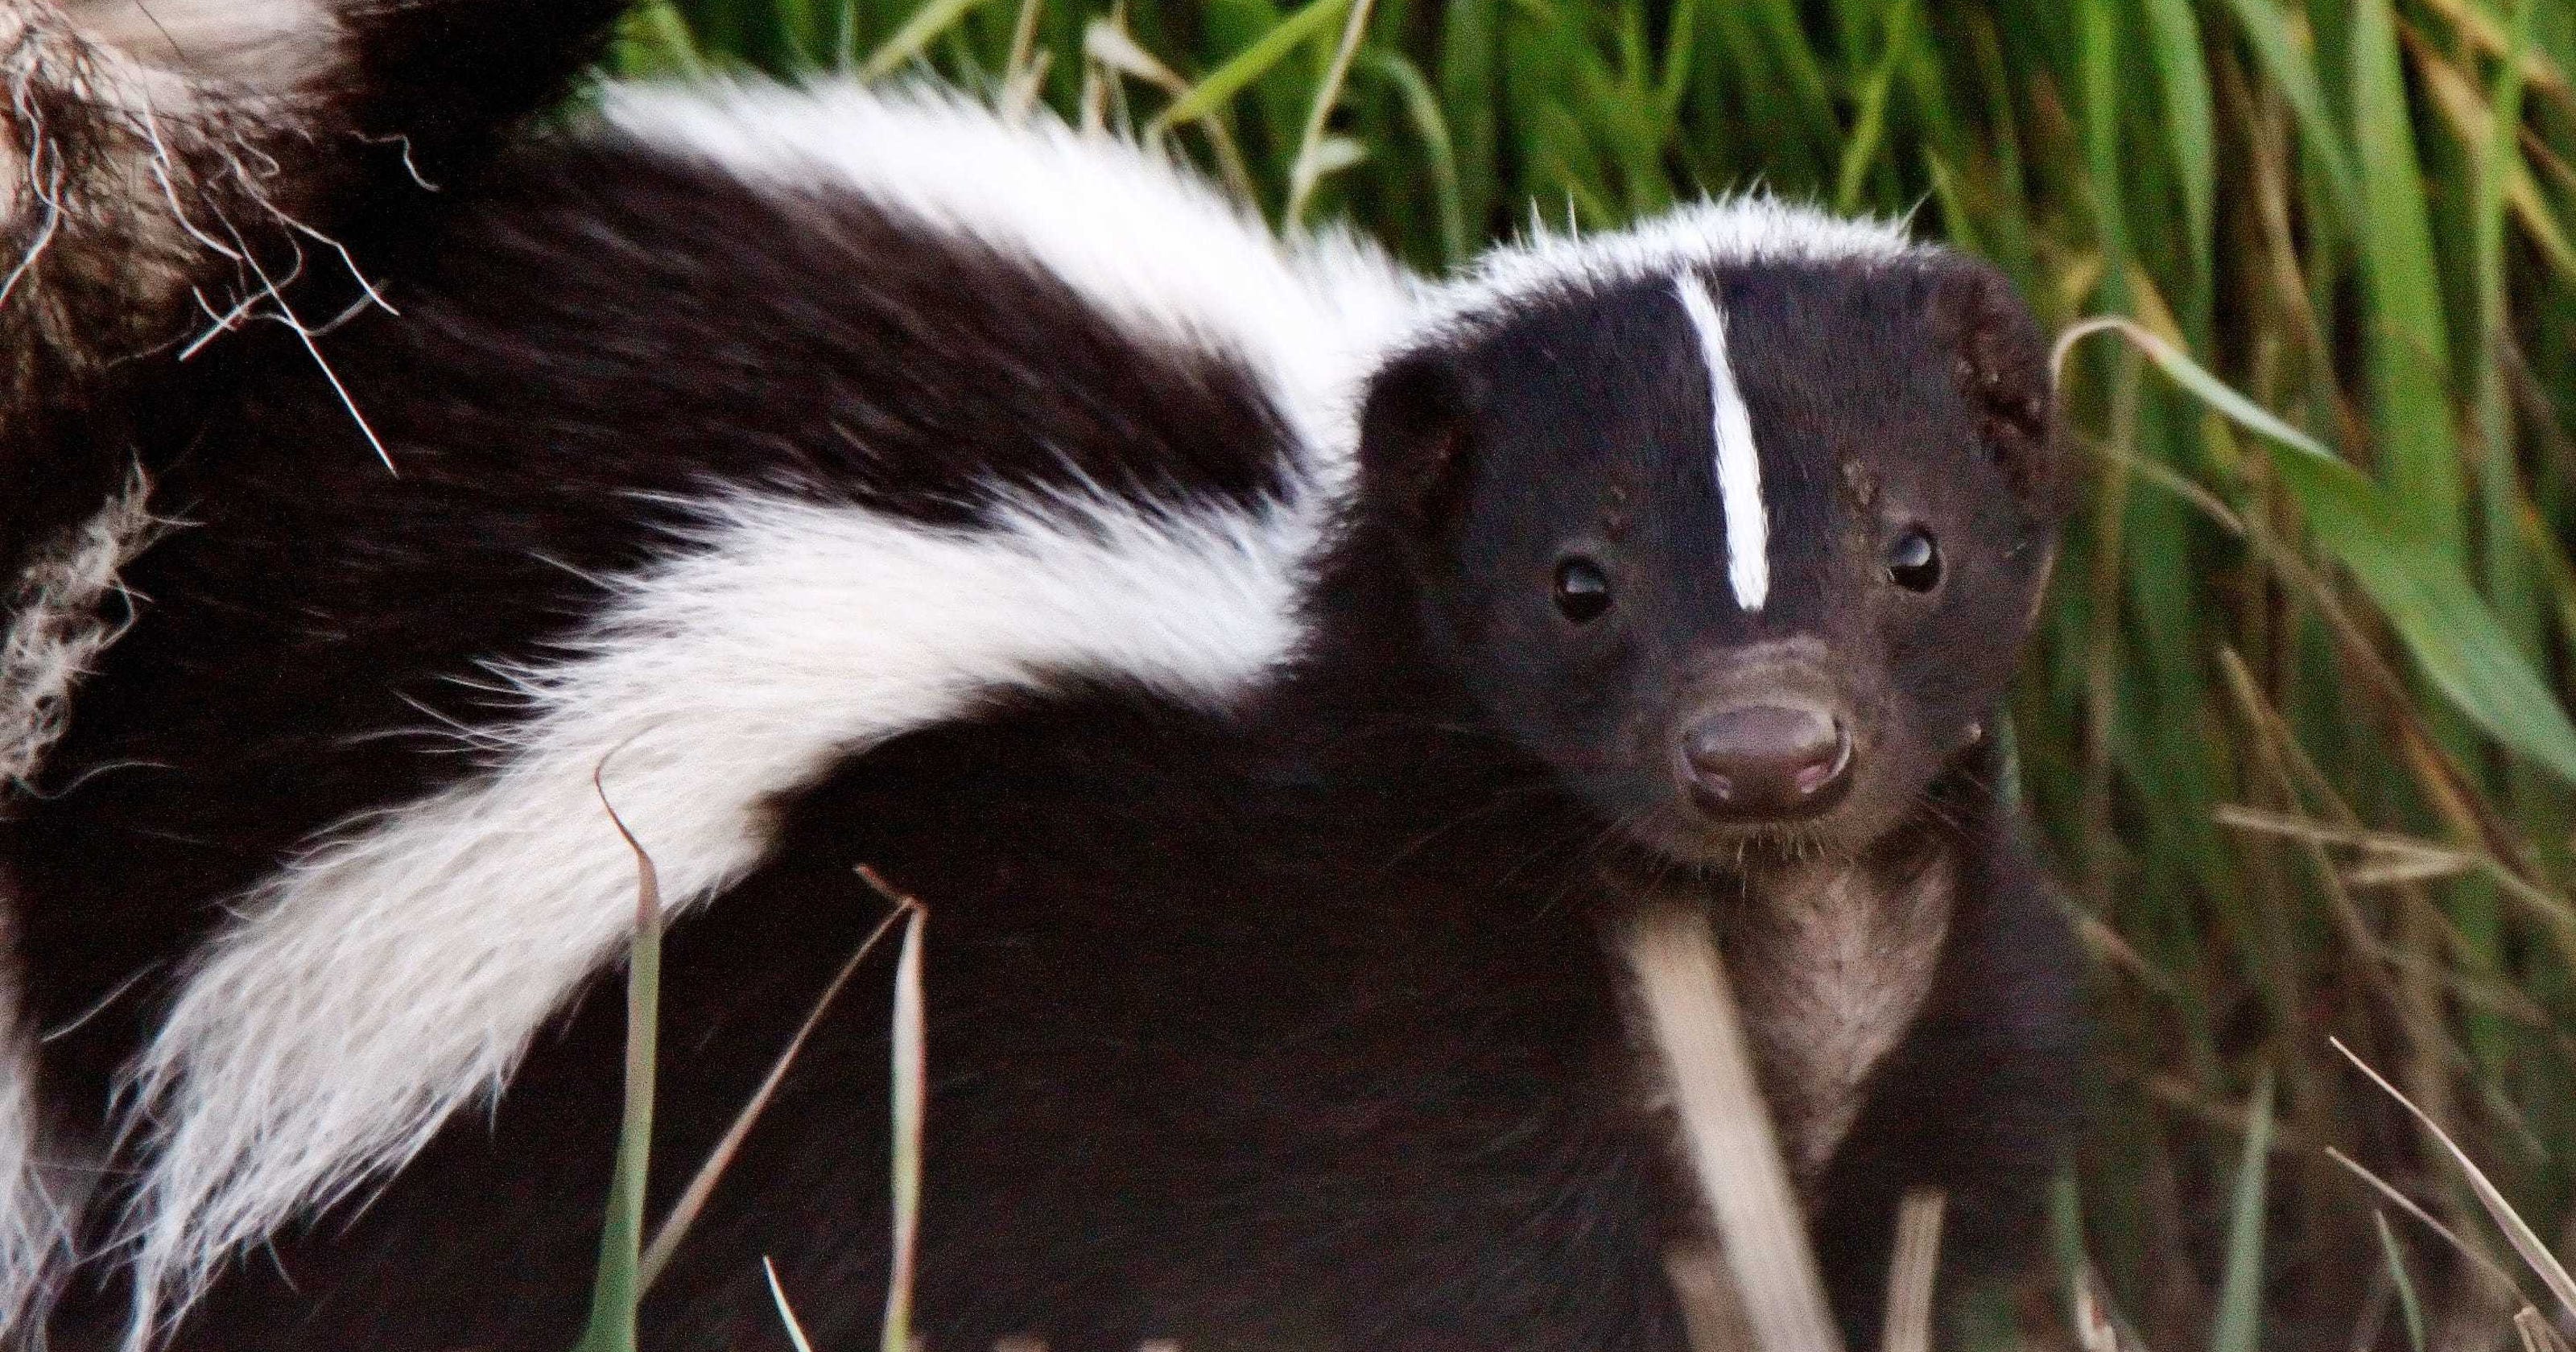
1361, 229, 2068, 864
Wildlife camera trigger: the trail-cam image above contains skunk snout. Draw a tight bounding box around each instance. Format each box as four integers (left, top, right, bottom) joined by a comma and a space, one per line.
1680, 701, 1853, 822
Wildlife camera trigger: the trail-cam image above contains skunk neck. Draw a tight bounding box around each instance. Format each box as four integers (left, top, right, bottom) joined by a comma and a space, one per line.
1612, 744, 2004, 1184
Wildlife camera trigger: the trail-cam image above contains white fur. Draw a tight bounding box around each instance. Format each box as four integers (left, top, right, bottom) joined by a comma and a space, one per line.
1728, 858, 1955, 1181
1, 476, 160, 793
600, 79, 1418, 481
1430, 196, 1916, 332
1674, 274, 1769, 612
114, 489, 1325, 1345
0, 899, 76, 1340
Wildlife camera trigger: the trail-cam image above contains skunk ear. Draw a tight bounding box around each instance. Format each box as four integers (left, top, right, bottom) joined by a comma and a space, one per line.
1927, 258, 2074, 521
1357, 348, 1486, 534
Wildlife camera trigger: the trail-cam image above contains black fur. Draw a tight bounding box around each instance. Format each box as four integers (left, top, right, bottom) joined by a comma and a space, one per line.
87, 659, 2072, 1352
9, 44, 2082, 1352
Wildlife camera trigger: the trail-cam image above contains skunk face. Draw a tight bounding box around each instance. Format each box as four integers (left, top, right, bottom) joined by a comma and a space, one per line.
1364, 252, 2066, 864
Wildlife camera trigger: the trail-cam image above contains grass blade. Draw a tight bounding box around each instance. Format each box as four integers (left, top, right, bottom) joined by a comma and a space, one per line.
2373, 1210, 2428, 1352
570, 771, 665, 1352
1435, 0, 1498, 248
765, 1258, 819, 1352
2076, 0, 2132, 311
2056, 317, 2576, 785
2334, 1038, 2576, 1315
1149, 0, 1352, 132
1622, 905, 1843, 1352
1360, 50, 1466, 265
1879, 1188, 1945, 1352
859, 0, 999, 78
2517, 1307, 2574, 1352
2350, 0, 2462, 552
2324, 1146, 2526, 1296
2140, 0, 2214, 307
613, 0, 713, 78
2210, 1070, 2273, 1352
2220, 0, 2362, 222
881, 892, 929, 1352
1283, 0, 1375, 225
1831, 0, 1910, 214
638, 904, 917, 1290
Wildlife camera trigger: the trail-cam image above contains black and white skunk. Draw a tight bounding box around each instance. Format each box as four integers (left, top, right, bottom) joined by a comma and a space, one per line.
1, 6, 2079, 1349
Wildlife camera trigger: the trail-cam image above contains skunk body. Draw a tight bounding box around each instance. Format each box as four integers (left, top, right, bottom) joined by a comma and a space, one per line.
2, 22, 2078, 1350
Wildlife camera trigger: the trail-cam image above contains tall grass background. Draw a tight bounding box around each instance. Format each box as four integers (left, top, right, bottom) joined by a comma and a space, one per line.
597, 0, 2576, 1346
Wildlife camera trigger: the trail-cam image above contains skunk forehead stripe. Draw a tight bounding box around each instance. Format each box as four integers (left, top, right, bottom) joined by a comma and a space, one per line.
1672, 274, 1769, 612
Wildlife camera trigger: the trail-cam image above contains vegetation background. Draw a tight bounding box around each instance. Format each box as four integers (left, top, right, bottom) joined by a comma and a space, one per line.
592, 1, 2576, 1347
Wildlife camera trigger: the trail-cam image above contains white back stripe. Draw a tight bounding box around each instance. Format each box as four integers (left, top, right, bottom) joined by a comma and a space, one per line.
1673, 274, 1769, 612
110, 488, 1322, 1350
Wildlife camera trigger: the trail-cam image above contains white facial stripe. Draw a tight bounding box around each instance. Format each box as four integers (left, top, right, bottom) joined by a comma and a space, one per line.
1673, 274, 1769, 612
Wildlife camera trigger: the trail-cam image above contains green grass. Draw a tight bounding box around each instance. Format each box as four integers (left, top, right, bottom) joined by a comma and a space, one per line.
590, 0, 2576, 1346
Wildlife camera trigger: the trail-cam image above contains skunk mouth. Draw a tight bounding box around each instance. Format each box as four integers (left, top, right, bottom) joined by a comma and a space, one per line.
1606, 752, 1914, 872
1604, 802, 1860, 874
1607, 718, 1975, 876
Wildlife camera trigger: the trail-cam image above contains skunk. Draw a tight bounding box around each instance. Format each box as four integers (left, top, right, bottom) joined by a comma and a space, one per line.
2, 14, 2078, 1349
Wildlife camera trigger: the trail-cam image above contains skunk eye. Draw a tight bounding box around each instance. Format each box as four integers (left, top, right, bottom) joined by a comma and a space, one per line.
1885, 529, 1942, 592
1553, 556, 1612, 622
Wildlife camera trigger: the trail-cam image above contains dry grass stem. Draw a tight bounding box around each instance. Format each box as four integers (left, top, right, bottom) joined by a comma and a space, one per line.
1622, 904, 1843, 1352
1878, 1188, 1945, 1352
638, 901, 919, 1288
765, 1256, 819, 1352
2325, 1146, 2526, 1298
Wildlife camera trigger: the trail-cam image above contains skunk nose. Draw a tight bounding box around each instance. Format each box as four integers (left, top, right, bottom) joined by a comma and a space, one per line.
1682, 704, 1852, 821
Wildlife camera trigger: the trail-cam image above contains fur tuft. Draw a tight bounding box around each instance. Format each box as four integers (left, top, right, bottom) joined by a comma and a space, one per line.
0, 473, 158, 795
57, 0, 335, 88
0, 1, 314, 373
0, 892, 75, 1339
0, 0, 623, 583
